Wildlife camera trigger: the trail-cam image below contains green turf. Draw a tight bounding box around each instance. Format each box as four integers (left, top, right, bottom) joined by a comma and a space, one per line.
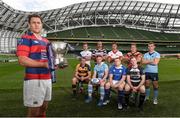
0, 58, 180, 116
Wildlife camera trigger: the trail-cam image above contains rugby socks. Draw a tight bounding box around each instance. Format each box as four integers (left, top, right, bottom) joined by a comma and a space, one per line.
72, 85, 77, 96
139, 93, 145, 108
105, 89, 110, 101
154, 88, 158, 100
79, 81, 83, 89
125, 92, 130, 106
145, 87, 150, 98
100, 86, 105, 100
88, 84, 93, 98
118, 90, 124, 104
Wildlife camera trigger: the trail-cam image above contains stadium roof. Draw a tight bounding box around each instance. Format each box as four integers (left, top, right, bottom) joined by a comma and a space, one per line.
0, 0, 180, 33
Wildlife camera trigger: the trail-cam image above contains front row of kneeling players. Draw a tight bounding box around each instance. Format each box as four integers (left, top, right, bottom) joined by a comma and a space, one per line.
72, 56, 145, 110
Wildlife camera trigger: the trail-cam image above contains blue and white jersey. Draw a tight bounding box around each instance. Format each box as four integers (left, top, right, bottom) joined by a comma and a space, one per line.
109, 65, 126, 81
94, 62, 108, 79
143, 51, 160, 73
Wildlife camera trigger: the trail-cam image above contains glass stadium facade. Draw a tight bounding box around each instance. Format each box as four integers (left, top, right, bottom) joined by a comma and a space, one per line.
0, 0, 180, 53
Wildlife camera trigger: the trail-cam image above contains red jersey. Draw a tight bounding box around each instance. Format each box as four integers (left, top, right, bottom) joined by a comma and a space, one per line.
16, 32, 51, 80
125, 51, 142, 67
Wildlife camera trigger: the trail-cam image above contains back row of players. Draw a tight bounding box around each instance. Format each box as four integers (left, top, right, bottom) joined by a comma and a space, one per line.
72, 41, 160, 110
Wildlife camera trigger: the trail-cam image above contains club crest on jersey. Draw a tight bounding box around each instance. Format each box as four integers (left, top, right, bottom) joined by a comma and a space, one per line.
18, 39, 24, 45
33, 40, 39, 44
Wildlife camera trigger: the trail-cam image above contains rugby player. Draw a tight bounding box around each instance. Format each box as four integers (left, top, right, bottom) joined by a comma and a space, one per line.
125, 57, 145, 111
124, 43, 142, 67
104, 58, 126, 110
80, 42, 92, 66
72, 57, 91, 97
142, 42, 160, 105
85, 55, 108, 106
107, 42, 123, 64
17, 14, 51, 117
92, 41, 107, 61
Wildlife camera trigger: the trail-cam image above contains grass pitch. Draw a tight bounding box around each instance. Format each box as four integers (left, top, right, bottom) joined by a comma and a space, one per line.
0, 58, 180, 117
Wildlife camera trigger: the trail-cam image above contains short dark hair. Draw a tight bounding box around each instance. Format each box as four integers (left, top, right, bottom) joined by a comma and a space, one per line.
114, 57, 120, 61
83, 42, 88, 45
96, 55, 103, 58
148, 42, 155, 46
28, 14, 42, 23
112, 42, 118, 46
131, 43, 137, 47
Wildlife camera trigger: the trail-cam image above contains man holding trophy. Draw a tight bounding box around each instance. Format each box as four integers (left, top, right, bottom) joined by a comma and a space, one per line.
17, 14, 67, 117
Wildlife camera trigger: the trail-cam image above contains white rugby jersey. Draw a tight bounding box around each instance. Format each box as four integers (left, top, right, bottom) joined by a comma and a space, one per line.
80, 50, 92, 66
108, 50, 123, 59
80, 50, 92, 57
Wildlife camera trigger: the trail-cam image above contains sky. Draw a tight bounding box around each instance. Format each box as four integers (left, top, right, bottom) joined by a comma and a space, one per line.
2, 0, 180, 12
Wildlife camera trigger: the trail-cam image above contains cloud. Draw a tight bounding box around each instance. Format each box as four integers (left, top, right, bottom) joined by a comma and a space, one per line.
2, 0, 180, 12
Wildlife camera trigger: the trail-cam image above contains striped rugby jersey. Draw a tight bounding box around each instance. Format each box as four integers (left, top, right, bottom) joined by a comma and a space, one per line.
92, 49, 107, 57
16, 32, 51, 80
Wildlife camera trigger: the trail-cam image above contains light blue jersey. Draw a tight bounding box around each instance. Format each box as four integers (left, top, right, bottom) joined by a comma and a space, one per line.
143, 51, 160, 73
94, 62, 108, 79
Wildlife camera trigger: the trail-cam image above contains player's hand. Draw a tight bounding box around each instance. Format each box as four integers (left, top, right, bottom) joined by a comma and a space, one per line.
55, 65, 59, 70
80, 77, 84, 81
132, 87, 137, 92
134, 86, 139, 91
44, 62, 49, 68
99, 79, 105, 84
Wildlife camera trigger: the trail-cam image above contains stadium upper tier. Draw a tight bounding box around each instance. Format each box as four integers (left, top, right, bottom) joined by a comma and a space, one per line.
0, 0, 180, 53
0, 0, 180, 32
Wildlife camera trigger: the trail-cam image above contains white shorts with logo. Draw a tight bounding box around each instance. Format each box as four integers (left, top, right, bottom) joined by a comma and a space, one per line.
112, 80, 119, 85
23, 79, 52, 107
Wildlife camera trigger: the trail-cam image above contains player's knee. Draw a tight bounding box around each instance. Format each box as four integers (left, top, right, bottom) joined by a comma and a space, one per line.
118, 85, 124, 91
125, 84, 130, 92
72, 78, 77, 84
29, 108, 40, 117
100, 82, 105, 87
40, 105, 48, 113
145, 80, 150, 86
139, 85, 145, 93
153, 81, 159, 89
105, 82, 110, 89
145, 82, 150, 88
33, 111, 40, 117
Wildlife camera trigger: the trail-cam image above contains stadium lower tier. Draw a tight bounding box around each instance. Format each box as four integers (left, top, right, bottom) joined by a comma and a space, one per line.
47, 26, 180, 54
48, 26, 180, 41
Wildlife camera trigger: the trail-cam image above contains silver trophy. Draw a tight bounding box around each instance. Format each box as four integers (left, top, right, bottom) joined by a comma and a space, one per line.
51, 42, 68, 68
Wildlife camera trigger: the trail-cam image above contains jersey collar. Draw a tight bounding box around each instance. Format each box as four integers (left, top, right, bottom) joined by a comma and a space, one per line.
115, 64, 123, 69
112, 50, 118, 54
149, 51, 155, 55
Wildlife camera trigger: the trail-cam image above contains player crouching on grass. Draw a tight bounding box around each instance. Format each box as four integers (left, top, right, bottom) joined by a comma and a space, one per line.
85, 55, 108, 106
72, 57, 91, 98
124, 57, 145, 111
103, 58, 126, 110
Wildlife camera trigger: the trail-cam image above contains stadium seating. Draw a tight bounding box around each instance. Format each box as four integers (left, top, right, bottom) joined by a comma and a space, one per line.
48, 26, 180, 41
47, 26, 180, 53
